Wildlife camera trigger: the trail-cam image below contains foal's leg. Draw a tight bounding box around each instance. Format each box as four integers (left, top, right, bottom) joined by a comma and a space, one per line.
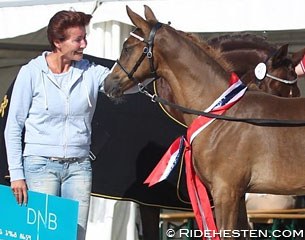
237, 197, 251, 240
213, 187, 247, 240
139, 205, 160, 240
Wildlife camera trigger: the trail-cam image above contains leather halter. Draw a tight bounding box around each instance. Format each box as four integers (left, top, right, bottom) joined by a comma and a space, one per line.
116, 22, 163, 87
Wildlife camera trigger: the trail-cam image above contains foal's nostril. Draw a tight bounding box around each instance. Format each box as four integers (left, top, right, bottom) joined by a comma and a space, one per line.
104, 80, 124, 98
104, 77, 119, 95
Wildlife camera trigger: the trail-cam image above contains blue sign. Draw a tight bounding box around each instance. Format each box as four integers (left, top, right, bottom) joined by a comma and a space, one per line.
0, 184, 78, 240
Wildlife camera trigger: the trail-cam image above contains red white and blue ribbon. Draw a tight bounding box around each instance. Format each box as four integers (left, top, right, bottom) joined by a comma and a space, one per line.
145, 73, 247, 240
144, 136, 185, 187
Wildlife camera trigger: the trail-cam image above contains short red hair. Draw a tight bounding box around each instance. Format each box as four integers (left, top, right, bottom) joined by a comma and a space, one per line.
47, 10, 92, 51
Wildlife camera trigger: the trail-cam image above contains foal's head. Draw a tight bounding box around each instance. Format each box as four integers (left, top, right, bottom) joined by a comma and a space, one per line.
104, 5, 230, 98
250, 44, 304, 97
104, 5, 159, 97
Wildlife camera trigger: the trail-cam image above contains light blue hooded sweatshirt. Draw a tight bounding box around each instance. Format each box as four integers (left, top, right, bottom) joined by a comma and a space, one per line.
4, 51, 110, 181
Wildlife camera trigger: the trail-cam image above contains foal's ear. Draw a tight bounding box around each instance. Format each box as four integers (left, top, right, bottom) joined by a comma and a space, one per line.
291, 47, 305, 67
144, 5, 157, 21
271, 44, 288, 67
126, 5, 150, 33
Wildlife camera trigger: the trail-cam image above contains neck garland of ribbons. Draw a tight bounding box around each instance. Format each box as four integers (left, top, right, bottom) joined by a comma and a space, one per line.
145, 73, 247, 240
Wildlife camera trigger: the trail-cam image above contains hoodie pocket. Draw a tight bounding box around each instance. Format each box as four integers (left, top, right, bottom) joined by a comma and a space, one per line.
68, 116, 91, 145
25, 115, 65, 145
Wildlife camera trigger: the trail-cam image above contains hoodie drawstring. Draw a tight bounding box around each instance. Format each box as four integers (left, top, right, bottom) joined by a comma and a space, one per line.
42, 72, 48, 110
84, 83, 92, 108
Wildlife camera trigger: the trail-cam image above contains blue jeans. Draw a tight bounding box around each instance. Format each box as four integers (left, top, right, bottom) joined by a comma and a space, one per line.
24, 156, 92, 240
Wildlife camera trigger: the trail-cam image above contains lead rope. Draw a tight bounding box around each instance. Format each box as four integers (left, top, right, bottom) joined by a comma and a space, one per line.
137, 84, 305, 126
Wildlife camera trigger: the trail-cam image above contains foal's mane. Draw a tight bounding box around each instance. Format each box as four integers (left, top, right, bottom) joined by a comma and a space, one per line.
174, 28, 233, 73
208, 33, 277, 53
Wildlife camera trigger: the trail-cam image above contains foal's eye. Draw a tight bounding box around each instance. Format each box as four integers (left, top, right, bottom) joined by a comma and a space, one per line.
122, 41, 132, 54
123, 46, 131, 55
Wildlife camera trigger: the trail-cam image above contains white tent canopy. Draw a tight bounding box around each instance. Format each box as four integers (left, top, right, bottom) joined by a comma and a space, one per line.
0, 1, 97, 39
1, 0, 305, 39
92, 0, 305, 33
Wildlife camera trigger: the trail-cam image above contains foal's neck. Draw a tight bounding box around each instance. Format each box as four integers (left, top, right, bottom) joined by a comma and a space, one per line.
163, 34, 230, 107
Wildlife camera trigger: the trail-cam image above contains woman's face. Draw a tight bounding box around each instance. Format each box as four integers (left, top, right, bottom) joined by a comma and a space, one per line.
55, 26, 87, 61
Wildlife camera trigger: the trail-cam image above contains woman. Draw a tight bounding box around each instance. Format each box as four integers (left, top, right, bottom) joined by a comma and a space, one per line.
4, 10, 110, 240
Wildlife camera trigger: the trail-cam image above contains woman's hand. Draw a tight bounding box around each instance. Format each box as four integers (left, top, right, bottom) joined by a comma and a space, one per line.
11, 180, 28, 206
